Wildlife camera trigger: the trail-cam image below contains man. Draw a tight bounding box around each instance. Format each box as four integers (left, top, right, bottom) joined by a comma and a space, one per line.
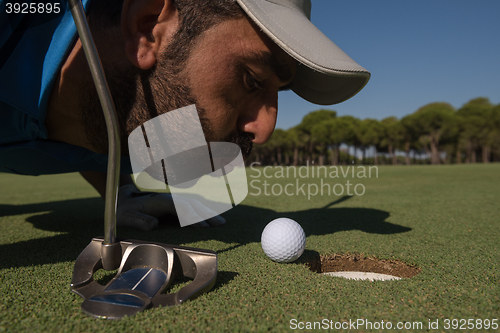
0, 0, 370, 230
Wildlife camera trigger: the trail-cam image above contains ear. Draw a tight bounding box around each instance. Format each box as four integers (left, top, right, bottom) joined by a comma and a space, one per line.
121, 0, 179, 69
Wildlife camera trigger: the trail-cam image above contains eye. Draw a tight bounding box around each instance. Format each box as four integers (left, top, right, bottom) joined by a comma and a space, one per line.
244, 71, 263, 91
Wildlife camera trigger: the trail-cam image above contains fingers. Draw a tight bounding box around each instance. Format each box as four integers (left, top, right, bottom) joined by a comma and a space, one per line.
188, 215, 226, 228
205, 215, 226, 226
117, 190, 227, 229
116, 209, 159, 231
181, 198, 226, 227
189, 221, 211, 228
139, 193, 177, 216
117, 184, 142, 205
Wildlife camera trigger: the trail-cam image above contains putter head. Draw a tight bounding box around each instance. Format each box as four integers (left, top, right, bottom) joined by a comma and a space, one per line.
71, 238, 217, 319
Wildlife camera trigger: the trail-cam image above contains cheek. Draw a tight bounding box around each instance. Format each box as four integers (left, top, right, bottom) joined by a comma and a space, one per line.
208, 96, 245, 141
188, 65, 244, 139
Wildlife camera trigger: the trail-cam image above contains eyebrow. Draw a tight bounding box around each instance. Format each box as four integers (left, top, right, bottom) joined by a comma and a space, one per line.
241, 51, 295, 91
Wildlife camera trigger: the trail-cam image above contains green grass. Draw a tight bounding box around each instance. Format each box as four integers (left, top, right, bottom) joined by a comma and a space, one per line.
1, 164, 499, 332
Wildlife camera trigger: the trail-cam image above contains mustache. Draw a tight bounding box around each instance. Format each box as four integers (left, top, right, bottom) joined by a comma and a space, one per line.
222, 132, 253, 160
197, 106, 253, 160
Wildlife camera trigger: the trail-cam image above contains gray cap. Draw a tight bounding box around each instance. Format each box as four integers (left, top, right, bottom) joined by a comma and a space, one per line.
236, 0, 370, 105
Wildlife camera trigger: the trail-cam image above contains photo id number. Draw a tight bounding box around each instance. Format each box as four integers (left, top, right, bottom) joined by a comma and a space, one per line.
5, 2, 61, 14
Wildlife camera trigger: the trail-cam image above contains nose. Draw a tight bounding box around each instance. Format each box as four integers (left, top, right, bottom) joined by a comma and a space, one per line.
237, 91, 278, 145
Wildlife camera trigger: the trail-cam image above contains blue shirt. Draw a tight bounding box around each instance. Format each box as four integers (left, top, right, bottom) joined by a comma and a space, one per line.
0, 0, 132, 175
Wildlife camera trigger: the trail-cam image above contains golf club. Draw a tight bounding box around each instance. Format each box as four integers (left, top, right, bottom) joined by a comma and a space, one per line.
67, 0, 218, 319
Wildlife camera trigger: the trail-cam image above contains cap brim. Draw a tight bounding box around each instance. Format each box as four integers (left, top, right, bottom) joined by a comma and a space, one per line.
236, 0, 370, 105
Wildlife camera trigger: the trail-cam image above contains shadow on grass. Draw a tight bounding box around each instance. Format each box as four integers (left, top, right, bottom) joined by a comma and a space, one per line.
0, 196, 410, 270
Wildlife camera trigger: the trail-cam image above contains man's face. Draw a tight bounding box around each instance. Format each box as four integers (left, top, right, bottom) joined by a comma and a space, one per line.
183, 16, 296, 146
82, 15, 296, 159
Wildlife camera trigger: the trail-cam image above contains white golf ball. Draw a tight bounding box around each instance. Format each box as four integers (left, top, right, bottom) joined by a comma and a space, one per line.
261, 218, 306, 263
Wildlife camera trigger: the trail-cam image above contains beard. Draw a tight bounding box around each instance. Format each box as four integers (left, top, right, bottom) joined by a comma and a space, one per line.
79, 46, 253, 162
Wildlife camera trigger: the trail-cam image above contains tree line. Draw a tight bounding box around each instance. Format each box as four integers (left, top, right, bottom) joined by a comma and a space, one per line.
248, 97, 500, 166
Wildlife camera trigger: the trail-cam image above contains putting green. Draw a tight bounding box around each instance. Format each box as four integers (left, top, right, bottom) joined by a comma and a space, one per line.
0, 163, 499, 332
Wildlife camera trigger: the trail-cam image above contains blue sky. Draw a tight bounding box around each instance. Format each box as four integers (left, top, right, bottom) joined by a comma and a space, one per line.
276, 0, 500, 130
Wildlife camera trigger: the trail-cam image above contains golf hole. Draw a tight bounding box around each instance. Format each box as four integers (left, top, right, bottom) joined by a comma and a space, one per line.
307, 253, 420, 281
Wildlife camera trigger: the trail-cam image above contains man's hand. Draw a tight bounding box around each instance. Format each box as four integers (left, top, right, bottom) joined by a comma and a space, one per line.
116, 184, 226, 230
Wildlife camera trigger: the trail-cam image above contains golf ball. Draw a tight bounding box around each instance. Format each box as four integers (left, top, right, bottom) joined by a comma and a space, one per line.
261, 218, 306, 263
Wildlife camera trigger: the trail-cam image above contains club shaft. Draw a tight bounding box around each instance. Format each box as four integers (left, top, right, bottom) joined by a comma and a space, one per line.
68, 0, 120, 245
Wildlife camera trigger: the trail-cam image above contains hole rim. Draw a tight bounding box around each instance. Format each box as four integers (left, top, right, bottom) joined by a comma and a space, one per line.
307, 253, 421, 279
